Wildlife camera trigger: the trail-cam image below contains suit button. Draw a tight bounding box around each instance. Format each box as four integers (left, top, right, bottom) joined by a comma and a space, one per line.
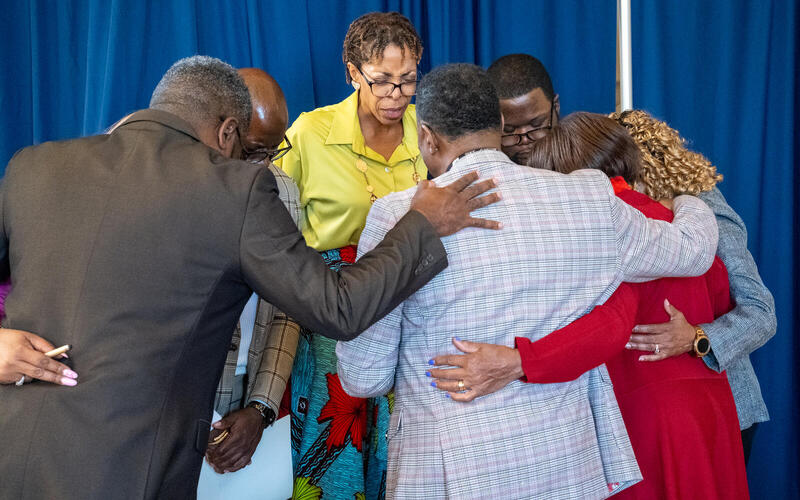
229, 342, 238, 351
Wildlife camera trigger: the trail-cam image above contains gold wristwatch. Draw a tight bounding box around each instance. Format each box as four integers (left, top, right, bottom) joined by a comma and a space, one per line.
693, 326, 711, 357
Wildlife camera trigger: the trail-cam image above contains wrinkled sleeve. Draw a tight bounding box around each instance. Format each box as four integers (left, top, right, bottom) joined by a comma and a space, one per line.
248, 310, 301, 414
697, 188, 777, 372
612, 189, 718, 282
515, 284, 638, 383
337, 199, 405, 398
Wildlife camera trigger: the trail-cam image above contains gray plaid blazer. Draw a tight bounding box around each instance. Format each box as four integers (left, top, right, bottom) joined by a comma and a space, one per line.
338, 150, 719, 500
214, 165, 302, 416
698, 187, 775, 429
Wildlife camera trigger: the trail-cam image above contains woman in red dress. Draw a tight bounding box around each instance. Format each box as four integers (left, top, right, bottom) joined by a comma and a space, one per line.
522, 112, 749, 499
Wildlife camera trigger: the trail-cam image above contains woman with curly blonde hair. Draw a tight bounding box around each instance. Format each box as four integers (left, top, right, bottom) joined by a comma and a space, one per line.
611, 110, 774, 468
611, 109, 723, 199
522, 112, 749, 499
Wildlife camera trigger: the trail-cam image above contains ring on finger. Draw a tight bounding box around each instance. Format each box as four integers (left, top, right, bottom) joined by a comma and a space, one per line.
654, 344, 660, 354
457, 379, 465, 391
209, 430, 230, 446
15, 375, 25, 386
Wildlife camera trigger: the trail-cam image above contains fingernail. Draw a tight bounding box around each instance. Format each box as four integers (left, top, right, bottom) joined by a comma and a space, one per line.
638, 356, 645, 361
428, 359, 435, 365
497, 222, 504, 229
625, 343, 632, 349
454, 337, 461, 341
496, 192, 503, 200
431, 381, 437, 388
445, 393, 451, 398
61, 377, 77, 386
60, 353, 69, 359
426, 371, 431, 377
64, 369, 78, 379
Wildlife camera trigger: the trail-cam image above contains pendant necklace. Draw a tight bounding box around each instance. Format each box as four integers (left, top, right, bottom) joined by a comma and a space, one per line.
355, 153, 421, 203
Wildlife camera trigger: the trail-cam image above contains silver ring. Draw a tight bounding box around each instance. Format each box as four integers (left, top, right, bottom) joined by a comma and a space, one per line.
15, 375, 25, 386
654, 344, 660, 354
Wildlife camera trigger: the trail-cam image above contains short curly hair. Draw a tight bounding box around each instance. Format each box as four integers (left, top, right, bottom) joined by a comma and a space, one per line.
416, 63, 502, 139
487, 54, 555, 101
342, 12, 423, 83
611, 110, 723, 199
528, 112, 641, 184
150, 55, 251, 133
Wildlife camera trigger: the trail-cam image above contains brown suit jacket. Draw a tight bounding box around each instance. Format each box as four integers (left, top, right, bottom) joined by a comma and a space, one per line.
214, 165, 303, 417
0, 109, 446, 500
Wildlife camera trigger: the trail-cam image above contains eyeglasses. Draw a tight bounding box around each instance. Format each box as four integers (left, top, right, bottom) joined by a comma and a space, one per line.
500, 102, 555, 147
357, 67, 417, 97
237, 128, 292, 163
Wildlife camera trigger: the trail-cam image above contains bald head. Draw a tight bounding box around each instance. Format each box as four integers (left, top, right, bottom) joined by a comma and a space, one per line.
238, 68, 289, 152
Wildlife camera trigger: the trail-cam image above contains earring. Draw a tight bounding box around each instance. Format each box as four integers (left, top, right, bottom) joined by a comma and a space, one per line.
353, 82, 360, 90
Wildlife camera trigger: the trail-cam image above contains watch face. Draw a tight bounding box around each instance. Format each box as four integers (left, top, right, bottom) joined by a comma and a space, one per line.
697, 337, 711, 354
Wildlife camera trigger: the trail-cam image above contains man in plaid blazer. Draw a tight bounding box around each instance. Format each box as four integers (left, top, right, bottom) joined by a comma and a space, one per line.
337, 64, 720, 499
207, 69, 302, 474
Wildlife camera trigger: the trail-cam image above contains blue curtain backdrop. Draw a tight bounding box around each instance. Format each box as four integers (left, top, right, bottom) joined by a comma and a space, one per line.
0, 0, 616, 161
0, 0, 796, 497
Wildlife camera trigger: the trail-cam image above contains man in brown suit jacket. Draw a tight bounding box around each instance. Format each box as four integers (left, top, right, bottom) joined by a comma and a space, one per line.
0, 56, 498, 500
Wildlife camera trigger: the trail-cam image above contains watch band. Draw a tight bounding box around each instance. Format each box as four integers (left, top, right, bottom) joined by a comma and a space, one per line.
247, 401, 276, 428
693, 326, 711, 357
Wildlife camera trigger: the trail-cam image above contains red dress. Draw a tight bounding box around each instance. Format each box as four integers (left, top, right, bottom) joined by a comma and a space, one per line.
516, 181, 749, 499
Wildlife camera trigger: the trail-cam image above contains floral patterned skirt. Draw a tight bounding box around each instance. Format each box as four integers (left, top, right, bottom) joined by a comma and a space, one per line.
290, 246, 391, 500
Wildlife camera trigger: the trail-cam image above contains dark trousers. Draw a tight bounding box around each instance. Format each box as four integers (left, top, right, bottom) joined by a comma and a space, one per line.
741, 423, 758, 466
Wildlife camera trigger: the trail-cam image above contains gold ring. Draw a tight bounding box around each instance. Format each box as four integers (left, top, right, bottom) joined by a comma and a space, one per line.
457, 380, 465, 390
210, 429, 229, 446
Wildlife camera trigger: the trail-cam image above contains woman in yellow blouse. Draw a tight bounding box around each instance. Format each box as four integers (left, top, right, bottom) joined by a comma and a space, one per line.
277, 12, 425, 500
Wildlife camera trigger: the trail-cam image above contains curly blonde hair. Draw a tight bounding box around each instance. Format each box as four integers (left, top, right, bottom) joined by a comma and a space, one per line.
611, 110, 722, 199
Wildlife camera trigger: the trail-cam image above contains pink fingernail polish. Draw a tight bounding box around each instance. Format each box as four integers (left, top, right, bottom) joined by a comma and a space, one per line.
61, 377, 77, 386
64, 369, 78, 379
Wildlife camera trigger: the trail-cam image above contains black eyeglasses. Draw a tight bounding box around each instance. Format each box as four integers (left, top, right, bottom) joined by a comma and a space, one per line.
357, 67, 417, 97
500, 102, 555, 147
237, 128, 292, 163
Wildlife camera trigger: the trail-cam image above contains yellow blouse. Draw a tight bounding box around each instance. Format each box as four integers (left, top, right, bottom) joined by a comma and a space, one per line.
277, 91, 427, 251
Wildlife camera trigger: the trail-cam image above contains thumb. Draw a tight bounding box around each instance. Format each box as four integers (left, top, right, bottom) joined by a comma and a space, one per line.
452, 337, 478, 353
22, 331, 57, 354
663, 298, 681, 320
212, 417, 233, 430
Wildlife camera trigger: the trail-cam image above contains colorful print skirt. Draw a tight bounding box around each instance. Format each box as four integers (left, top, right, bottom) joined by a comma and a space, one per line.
290, 246, 392, 500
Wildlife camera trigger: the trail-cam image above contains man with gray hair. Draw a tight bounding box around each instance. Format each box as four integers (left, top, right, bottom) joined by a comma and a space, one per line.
336, 63, 719, 498
0, 56, 500, 499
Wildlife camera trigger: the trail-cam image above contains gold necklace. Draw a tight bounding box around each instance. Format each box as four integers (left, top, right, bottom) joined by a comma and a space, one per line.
355, 154, 421, 203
